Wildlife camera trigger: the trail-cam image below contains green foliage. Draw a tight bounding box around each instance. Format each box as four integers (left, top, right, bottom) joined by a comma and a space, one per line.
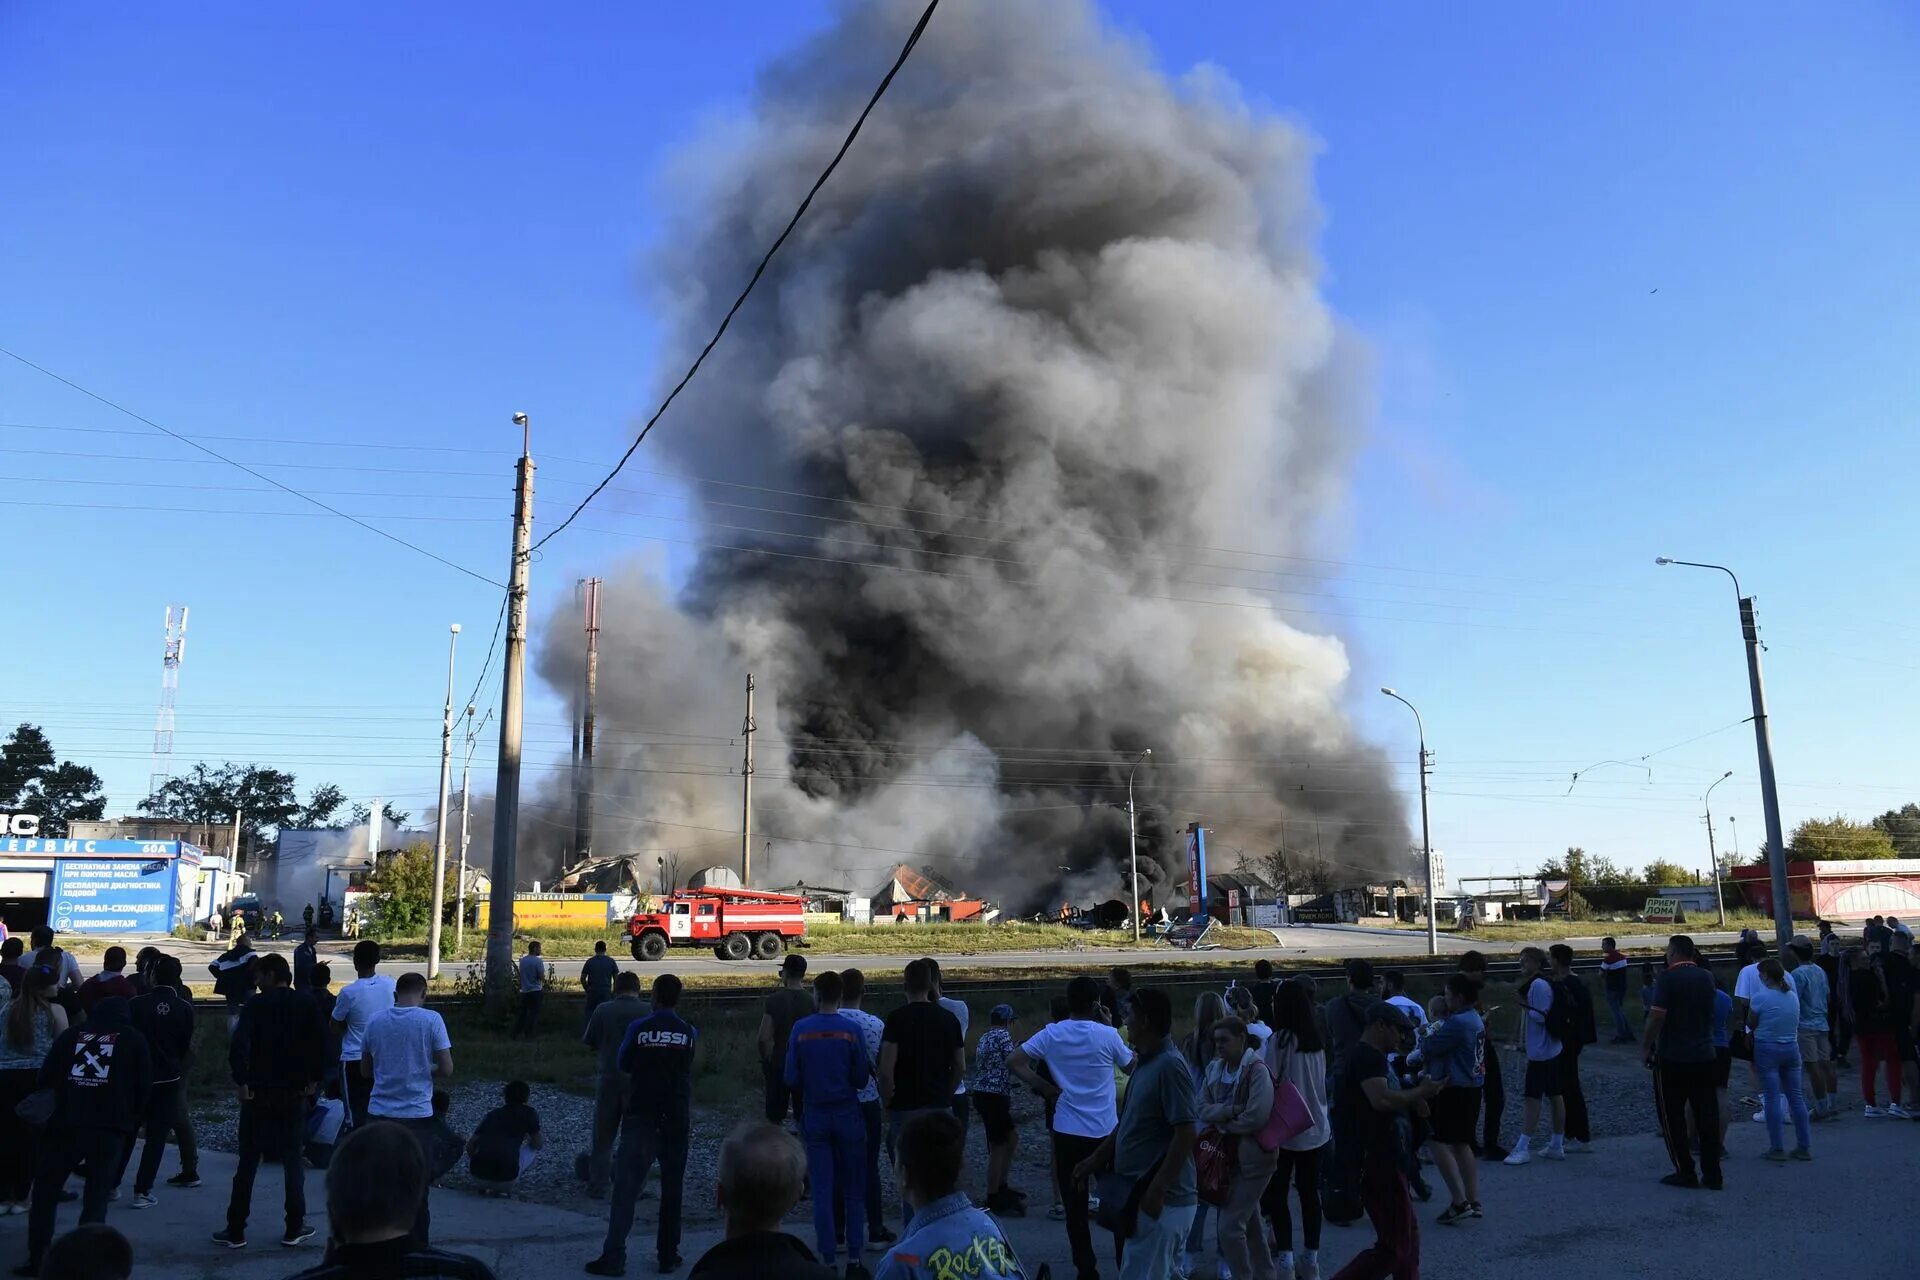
368, 842, 435, 939
1788, 816, 1898, 862
1, 723, 105, 838
1537, 846, 1632, 886
1641, 859, 1698, 886
1871, 803, 1920, 858
139, 762, 347, 841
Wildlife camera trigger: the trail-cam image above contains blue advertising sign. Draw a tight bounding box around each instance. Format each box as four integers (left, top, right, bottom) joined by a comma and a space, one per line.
1186, 823, 1209, 918
50, 858, 178, 933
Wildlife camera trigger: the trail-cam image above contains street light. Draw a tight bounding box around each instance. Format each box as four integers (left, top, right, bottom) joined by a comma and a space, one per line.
1128, 748, 1152, 945
1656, 557, 1792, 945
1380, 688, 1438, 956
427, 622, 460, 978
1703, 770, 1733, 928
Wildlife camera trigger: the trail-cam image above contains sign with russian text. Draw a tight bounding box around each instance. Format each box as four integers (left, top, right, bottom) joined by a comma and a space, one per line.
1643, 897, 1685, 925
1186, 824, 1209, 918
50, 858, 176, 933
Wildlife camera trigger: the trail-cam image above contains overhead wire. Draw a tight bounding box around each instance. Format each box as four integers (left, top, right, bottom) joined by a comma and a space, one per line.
533, 0, 942, 551
0, 348, 504, 587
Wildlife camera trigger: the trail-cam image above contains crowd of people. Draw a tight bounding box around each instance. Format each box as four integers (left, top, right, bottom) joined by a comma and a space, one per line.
2, 918, 1918, 1279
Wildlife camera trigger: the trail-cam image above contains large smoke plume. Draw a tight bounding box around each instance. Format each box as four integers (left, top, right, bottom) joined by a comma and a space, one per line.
533, 0, 1411, 908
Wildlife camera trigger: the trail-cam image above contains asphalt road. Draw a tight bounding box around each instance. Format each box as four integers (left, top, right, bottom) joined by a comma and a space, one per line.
133, 924, 1740, 984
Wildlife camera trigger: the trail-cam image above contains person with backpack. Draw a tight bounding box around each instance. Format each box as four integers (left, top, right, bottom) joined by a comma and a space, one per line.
1548, 945, 1597, 1152
1503, 948, 1566, 1165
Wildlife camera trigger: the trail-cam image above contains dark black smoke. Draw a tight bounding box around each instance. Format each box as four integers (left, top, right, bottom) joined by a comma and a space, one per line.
534, 0, 1410, 908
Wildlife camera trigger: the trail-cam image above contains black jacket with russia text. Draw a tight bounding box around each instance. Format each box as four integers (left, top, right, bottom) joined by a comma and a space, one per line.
39, 996, 153, 1135
230, 985, 330, 1090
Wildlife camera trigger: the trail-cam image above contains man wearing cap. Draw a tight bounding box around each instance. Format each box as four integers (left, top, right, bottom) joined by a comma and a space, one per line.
1327, 1003, 1441, 1280
1784, 937, 1835, 1120
971, 1004, 1021, 1215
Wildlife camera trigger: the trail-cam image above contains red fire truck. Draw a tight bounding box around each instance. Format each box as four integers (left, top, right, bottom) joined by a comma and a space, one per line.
626, 886, 808, 961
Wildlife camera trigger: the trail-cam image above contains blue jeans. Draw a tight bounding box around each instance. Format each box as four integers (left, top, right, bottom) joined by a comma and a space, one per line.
805, 1105, 866, 1266
1754, 1039, 1812, 1153
600, 1119, 688, 1267
1122, 1203, 1198, 1280
1184, 1200, 1211, 1258
1604, 987, 1633, 1039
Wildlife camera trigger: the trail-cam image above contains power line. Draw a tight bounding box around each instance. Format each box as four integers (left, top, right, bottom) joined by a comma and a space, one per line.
534, 0, 941, 550
0, 348, 503, 587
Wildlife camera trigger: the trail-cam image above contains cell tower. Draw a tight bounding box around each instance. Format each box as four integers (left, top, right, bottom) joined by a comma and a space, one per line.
149, 605, 188, 800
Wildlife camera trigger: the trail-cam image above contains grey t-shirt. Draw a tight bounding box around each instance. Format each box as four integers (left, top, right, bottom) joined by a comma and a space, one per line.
582, 995, 648, 1078
1113, 1041, 1198, 1208
1652, 962, 1716, 1064
518, 954, 545, 993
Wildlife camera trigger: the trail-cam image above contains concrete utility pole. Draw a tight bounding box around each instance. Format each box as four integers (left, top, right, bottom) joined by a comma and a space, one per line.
1381, 688, 1439, 956
488, 414, 534, 997
455, 704, 482, 954
230, 806, 245, 873
1656, 559, 1793, 945
1703, 770, 1733, 928
1127, 749, 1152, 945
427, 622, 460, 978
740, 673, 756, 885
574, 578, 601, 863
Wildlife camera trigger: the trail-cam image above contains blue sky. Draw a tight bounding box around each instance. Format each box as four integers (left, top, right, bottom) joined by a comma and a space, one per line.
3, 2, 1916, 883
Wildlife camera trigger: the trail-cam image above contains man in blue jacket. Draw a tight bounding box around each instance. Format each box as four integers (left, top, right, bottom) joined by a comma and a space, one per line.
586, 974, 697, 1277
876, 1111, 1028, 1280
786, 969, 872, 1280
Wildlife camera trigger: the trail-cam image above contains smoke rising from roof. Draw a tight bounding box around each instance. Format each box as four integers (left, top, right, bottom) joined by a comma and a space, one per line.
532, 0, 1411, 907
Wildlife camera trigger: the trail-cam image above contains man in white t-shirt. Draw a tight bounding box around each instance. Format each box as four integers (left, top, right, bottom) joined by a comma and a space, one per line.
1382, 970, 1428, 1027
362, 971, 453, 1244
1504, 947, 1566, 1165
837, 968, 895, 1252
1010, 975, 1133, 1280
329, 939, 395, 1126
924, 958, 971, 1124
1731, 938, 1769, 1122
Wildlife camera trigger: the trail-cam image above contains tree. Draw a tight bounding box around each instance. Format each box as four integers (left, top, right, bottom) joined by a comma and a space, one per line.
1871, 803, 1920, 858
138, 763, 346, 843
1641, 859, 1698, 887
1537, 847, 1632, 886
1787, 816, 1897, 862
1247, 845, 1337, 897
0, 724, 106, 838
366, 841, 457, 943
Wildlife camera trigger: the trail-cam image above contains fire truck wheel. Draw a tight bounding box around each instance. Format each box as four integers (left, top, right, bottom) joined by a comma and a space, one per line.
635, 932, 667, 962
721, 932, 753, 961
754, 932, 783, 961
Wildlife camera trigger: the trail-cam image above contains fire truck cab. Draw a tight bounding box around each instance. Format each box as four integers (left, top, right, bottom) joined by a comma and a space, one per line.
627, 886, 807, 962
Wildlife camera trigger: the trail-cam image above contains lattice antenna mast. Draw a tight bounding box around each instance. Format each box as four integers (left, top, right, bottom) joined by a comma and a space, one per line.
149, 605, 188, 800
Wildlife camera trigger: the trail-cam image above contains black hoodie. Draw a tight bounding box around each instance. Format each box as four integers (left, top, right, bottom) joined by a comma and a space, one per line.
231, 984, 330, 1090
39, 996, 153, 1134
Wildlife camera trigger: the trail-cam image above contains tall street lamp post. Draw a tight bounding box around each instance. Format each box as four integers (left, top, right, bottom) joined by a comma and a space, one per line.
1703, 770, 1733, 928
1380, 688, 1438, 956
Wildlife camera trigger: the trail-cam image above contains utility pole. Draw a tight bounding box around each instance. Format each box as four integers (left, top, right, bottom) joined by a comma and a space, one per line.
740, 673, 756, 885
1656, 559, 1792, 945
455, 705, 483, 954
230, 806, 245, 874
1127, 749, 1151, 945
1703, 770, 1732, 928
488, 413, 534, 998
427, 622, 461, 978
574, 578, 601, 864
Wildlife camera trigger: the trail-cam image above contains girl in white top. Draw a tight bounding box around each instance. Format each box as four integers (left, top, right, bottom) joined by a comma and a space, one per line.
1264, 981, 1331, 1280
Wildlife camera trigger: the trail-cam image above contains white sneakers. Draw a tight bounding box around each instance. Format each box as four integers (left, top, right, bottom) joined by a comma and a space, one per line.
1887, 1103, 1916, 1119
1503, 1137, 1568, 1164
1863, 1105, 1887, 1117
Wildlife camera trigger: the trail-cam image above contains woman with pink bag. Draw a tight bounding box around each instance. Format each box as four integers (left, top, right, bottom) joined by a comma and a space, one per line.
1261, 982, 1331, 1280
1197, 1017, 1279, 1280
